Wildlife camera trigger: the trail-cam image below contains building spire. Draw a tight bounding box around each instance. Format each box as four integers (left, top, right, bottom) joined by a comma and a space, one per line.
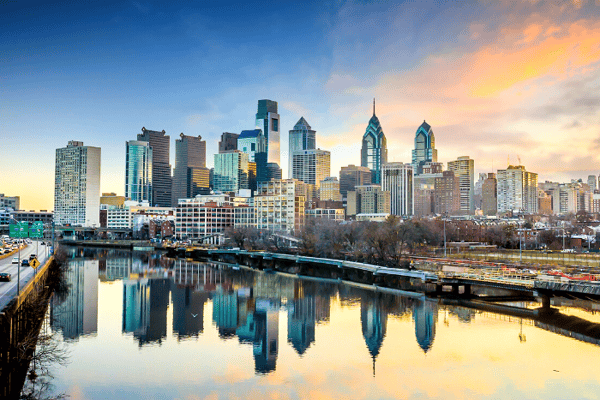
373, 98, 376, 116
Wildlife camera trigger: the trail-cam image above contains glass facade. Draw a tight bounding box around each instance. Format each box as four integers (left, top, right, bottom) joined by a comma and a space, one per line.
125, 140, 153, 204
213, 151, 249, 193
412, 121, 438, 175
360, 101, 387, 184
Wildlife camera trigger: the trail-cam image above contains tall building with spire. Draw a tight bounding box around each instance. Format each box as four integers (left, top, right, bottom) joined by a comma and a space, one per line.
288, 117, 316, 178
361, 99, 387, 184
412, 121, 437, 175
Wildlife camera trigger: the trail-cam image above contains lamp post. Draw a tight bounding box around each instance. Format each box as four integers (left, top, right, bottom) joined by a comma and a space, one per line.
8, 217, 24, 296
443, 213, 447, 258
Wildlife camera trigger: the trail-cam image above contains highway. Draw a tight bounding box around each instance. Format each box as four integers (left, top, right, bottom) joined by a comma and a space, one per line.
0, 240, 52, 311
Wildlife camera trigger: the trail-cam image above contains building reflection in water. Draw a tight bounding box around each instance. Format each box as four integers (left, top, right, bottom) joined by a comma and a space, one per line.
287, 281, 331, 356
122, 278, 170, 346
51, 259, 99, 341
413, 299, 438, 353
361, 295, 388, 375
171, 283, 208, 340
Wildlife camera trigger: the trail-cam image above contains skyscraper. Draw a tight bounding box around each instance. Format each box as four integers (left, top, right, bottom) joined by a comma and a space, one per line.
138, 128, 172, 207
497, 165, 538, 214
125, 140, 153, 204
482, 173, 497, 216
361, 100, 387, 184
172, 133, 209, 204
213, 150, 250, 193
447, 156, 475, 214
54, 141, 101, 226
255, 100, 280, 166
238, 129, 267, 184
339, 165, 372, 199
382, 162, 414, 216
292, 149, 331, 190
412, 121, 437, 175
288, 117, 316, 178
218, 132, 239, 153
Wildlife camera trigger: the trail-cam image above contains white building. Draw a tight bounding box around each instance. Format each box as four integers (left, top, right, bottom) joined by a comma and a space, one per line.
447, 156, 474, 214
497, 165, 538, 214
54, 141, 101, 226
254, 179, 306, 233
382, 162, 413, 216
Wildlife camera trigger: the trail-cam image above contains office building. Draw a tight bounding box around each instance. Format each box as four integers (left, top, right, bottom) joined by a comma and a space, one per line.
588, 175, 597, 192
538, 190, 553, 215
218, 132, 239, 153
347, 185, 391, 217
213, 151, 250, 193
319, 177, 342, 202
137, 128, 172, 207
54, 141, 101, 226
447, 156, 474, 214
255, 100, 280, 166
305, 208, 345, 222
414, 172, 442, 217
411, 121, 438, 175
481, 173, 497, 216
254, 179, 306, 233
497, 165, 538, 214
100, 193, 126, 208
0, 194, 19, 211
238, 129, 267, 185
382, 162, 413, 216
172, 134, 209, 204
434, 171, 460, 215
340, 165, 372, 200
288, 117, 316, 178
125, 140, 153, 204
361, 100, 387, 184
292, 149, 331, 190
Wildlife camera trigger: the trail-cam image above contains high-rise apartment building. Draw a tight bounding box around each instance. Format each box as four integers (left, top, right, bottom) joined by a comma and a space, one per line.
340, 165, 372, 199
411, 121, 437, 175
54, 141, 101, 226
218, 132, 239, 153
255, 100, 280, 166
361, 100, 387, 184
0, 194, 20, 211
254, 179, 306, 233
288, 117, 316, 178
447, 156, 474, 214
172, 134, 209, 204
414, 173, 440, 217
382, 162, 413, 216
347, 185, 391, 217
125, 140, 153, 204
481, 173, 497, 216
497, 165, 538, 214
213, 150, 250, 193
137, 128, 171, 207
319, 177, 342, 202
434, 171, 460, 215
588, 175, 597, 193
292, 149, 331, 190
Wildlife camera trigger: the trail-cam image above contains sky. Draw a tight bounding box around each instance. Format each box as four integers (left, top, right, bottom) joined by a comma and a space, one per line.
2, 0, 600, 211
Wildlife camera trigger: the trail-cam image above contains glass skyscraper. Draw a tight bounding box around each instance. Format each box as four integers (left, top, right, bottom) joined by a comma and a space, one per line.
137, 128, 171, 207
125, 140, 153, 204
172, 133, 209, 204
255, 99, 280, 166
288, 117, 316, 178
412, 121, 437, 175
213, 150, 250, 193
361, 100, 387, 184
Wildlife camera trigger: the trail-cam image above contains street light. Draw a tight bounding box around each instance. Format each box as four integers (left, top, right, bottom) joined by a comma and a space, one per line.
8, 217, 24, 296
443, 213, 447, 258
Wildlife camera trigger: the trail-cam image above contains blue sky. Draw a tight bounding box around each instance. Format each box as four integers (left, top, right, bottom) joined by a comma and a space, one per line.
2, 0, 600, 210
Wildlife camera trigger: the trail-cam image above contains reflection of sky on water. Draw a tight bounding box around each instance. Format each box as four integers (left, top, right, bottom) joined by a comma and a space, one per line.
45, 250, 600, 399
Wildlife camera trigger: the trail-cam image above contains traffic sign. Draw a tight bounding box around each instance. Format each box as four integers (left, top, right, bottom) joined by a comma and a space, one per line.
30, 259, 40, 269
9, 222, 29, 238
30, 221, 44, 238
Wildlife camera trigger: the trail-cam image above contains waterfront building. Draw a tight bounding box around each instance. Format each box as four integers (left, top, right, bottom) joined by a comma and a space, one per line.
319, 177, 342, 202
288, 117, 316, 178
218, 132, 239, 153
340, 165, 372, 204
292, 149, 331, 191
382, 162, 413, 216
255, 99, 280, 166
172, 134, 209, 204
447, 156, 475, 214
125, 140, 153, 204
137, 128, 171, 207
347, 185, 391, 217
213, 150, 250, 193
254, 179, 306, 233
305, 208, 345, 222
54, 141, 101, 227
175, 194, 236, 243
0, 194, 20, 211
497, 165, 538, 214
481, 173, 497, 216
434, 171, 460, 215
411, 121, 438, 175
361, 100, 387, 184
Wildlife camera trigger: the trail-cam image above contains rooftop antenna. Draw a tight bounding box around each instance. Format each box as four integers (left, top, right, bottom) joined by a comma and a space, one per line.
517, 155, 522, 165
373, 98, 376, 116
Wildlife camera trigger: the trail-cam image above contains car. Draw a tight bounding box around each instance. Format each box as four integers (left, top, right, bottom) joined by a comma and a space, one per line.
29, 254, 37, 260
0, 272, 11, 282
40, 242, 46, 246
11, 257, 19, 264
21, 259, 30, 267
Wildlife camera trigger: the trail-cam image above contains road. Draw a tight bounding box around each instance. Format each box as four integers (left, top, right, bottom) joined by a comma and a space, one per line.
0, 240, 52, 311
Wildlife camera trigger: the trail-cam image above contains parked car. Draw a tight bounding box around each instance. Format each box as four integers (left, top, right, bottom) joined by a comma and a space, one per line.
21, 259, 30, 267
12, 257, 19, 264
0, 272, 11, 282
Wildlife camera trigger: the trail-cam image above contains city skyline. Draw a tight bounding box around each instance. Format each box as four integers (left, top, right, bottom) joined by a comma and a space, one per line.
3, 1, 600, 210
